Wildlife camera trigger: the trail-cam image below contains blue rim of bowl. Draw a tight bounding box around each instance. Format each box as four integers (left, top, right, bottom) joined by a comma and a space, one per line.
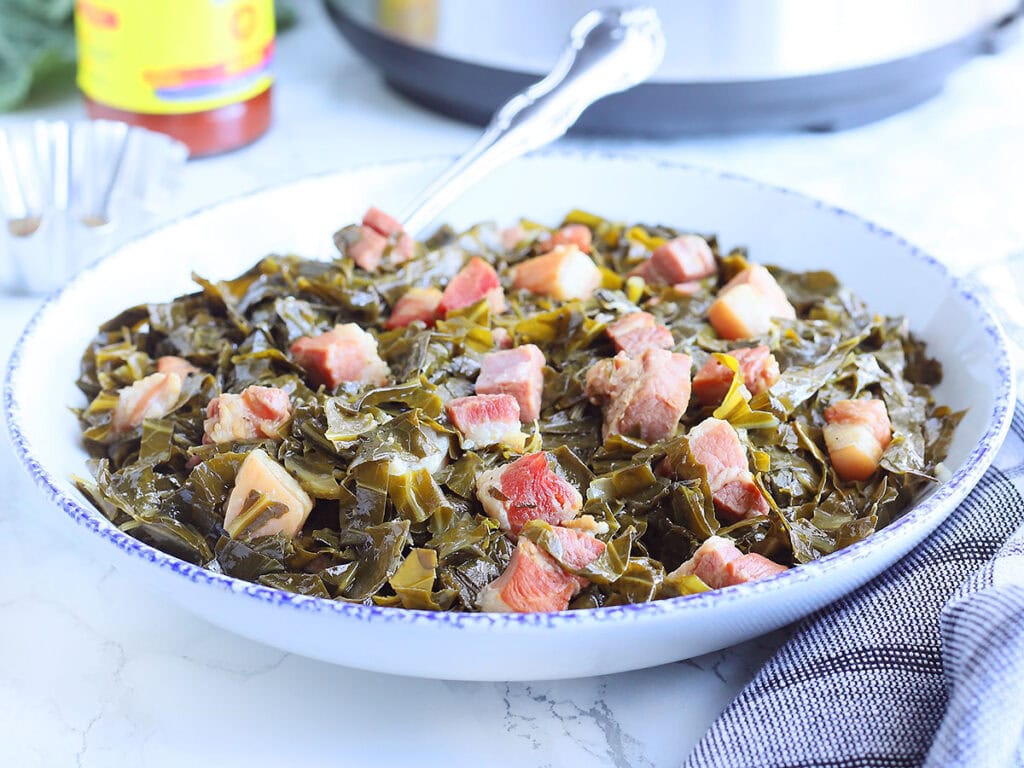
3, 151, 1017, 630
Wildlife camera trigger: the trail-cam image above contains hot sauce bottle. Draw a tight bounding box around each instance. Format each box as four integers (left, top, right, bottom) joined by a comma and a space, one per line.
75, 0, 275, 157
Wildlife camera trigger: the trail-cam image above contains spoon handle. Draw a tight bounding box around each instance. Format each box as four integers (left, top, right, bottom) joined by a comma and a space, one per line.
400, 6, 665, 237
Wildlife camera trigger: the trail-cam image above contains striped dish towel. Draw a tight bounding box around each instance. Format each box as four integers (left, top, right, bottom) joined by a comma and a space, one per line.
686, 401, 1024, 768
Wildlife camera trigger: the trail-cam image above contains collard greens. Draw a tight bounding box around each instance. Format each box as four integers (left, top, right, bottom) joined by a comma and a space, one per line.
74, 211, 962, 610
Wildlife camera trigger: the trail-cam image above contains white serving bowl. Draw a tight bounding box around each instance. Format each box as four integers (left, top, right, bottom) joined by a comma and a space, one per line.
4, 154, 1015, 681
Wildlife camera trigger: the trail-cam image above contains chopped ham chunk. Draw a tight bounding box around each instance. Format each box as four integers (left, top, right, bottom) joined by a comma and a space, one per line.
445, 394, 527, 452
824, 398, 893, 482
348, 226, 389, 272
549, 525, 606, 571
584, 348, 692, 443
362, 206, 404, 238
476, 538, 580, 613
224, 449, 314, 540
511, 244, 602, 301
290, 323, 390, 389
111, 372, 182, 433
385, 287, 443, 330
438, 256, 506, 316
669, 535, 786, 589
475, 452, 582, 534
605, 312, 674, 356
156, 356, 200, 379
475, 344, 545, 422
722, 553, 789, 586
683, 417, 769, 520
692, 346, 781, 406
341, 206, 414, 272
708, 265, 797, 340
541, 224, 592, 254
204, 385, 292, 444
669, 535, 742, 588
641, 235, 717, 285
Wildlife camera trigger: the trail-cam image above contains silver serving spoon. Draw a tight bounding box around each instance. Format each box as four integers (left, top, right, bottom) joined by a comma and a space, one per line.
400, 6, 665, 238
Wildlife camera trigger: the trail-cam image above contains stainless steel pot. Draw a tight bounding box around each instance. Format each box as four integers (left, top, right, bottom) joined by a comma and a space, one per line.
325, 0, 1022, 134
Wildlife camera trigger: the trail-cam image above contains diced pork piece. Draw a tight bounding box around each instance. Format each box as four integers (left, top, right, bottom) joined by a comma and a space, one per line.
290, 323, 390, 389
475, 344, 545, 422
511, 244, 602, 301
628, 236, 715, 285
342, 206, 415, 272
362, 206, 403, 238
684, 417, 770, 520
156, 355, 200, 379
445, 394, 527, 452
668, 535, 742, 589
541, 224, 593, 254
348, 226, 389, 272
475, 452, 582, 534
476, 538, 581, 613
692, 346, 781, 406
111, 372, 182, 433
384, 287, 443, 330
823, 398, 893, 482
223, 449, 314, 540
362, 206, 414, 262
438, 256, 506, 316
647, 235, 717, 284
203, 385, 292, 444
668, 536, 787, 589
708, 265, 797, 340
721, 553, 789, 586
584, 348, 692, 443
549, 525, 606, 571
491, 327, 513, 349
672, 280, 703, 296
605, 312, 674, 356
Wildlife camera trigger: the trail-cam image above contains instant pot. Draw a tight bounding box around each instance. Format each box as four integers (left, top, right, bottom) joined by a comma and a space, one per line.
325, 0, 1022, 134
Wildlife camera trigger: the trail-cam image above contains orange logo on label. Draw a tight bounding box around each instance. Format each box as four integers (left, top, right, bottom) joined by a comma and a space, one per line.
232, 4, 257, 40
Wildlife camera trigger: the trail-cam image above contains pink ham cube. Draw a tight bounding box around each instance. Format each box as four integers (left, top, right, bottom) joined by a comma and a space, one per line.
476, 538, 581, 613
684, 417, 769, 520
692, 345, 781, 406
708, 265, 796, 340
384, 287, 443, 330
605, 312, 674, 356
540, 224, 593, 254
823, 398, 893, 482
438, 256, 506, 316
648, 235, 717, 284
111, 372, 182, 433
669, 535, 786, 589
204, 385, 292, 444
584, 348, 692, 443
345, 206, 414, 272
475, 344, 545, 422
670, 535, 742, 588
475, 452, 582, 534
511, 244, 602, 301
721, 553, 789, 586
290, 323, 390, 389
445, 393, 527, 451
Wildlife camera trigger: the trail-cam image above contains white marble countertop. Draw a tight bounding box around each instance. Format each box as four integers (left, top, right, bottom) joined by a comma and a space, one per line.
2, 6, 1022, 767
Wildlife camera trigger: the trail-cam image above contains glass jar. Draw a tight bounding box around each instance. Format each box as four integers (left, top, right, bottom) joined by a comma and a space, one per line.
75, 0, 275, 157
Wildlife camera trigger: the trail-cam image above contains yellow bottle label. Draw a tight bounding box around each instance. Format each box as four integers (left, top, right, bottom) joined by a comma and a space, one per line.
75, 0, 275, 115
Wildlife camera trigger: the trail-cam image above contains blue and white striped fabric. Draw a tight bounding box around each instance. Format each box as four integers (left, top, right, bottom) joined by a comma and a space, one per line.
687, 402, 1024, 768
